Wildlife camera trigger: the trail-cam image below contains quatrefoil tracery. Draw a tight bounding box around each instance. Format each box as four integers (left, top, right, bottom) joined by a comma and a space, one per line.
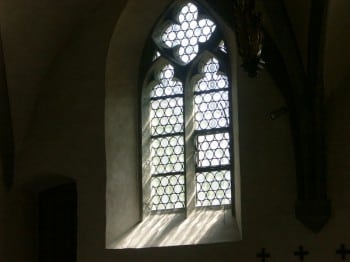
160, 2, 216, 64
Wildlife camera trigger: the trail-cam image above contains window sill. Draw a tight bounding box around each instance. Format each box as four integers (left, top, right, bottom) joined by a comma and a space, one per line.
108, 208, 241, 249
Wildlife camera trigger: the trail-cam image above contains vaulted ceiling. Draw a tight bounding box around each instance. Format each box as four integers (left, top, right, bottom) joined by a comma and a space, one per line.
0, 0, 349, 152
283, 0, 350, 99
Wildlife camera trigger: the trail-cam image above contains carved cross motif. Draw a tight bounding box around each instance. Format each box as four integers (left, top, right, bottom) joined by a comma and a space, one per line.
294, 246, 309, 261
337, 244, 350, 260
257, 248, 270, 262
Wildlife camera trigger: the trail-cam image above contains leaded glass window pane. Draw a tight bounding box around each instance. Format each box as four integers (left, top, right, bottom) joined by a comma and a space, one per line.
218, 40, 227, 54
160, 3, 216, 64
151, 174, 185, 211
144, 1, 234, 212
153, 51, 161, 61
193, 56, 232, 207
151, 65, 183, 98
150, 97, 184, 136
149, 63, 185, 211
196, 170, 231, 206
194, 58, 229, 92
196, 132, 230, 168
151, 135, 184, 174
194, 91, 230, 130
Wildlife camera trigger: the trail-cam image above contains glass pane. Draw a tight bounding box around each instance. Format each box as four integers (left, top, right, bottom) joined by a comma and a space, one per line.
153, 51, 161, 61
218, 40, 227, 54
151, 136, 184, 174
151, 97, 184, 136
196, 132, 230, 168
194, 57, 229, 92
151, 174, 185, 211
196, 170, 231, 207
151, 64, 183, 98
194, 90, 230, 130
161, 2, 216, 64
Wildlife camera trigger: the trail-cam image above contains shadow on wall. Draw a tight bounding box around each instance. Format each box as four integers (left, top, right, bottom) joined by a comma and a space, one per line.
21, 174, 76, 195
326, 78, 350, 210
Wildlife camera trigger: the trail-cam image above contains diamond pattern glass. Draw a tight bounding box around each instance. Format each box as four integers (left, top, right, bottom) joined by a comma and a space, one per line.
151, 174, 185, 211
196, 170, 231, 206
161, 2, 216, 64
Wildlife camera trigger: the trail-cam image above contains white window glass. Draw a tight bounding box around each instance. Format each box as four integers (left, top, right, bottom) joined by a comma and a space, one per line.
145, 2, 233, 212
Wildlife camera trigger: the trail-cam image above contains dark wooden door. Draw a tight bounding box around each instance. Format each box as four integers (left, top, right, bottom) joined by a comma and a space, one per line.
38, 183, 77, 262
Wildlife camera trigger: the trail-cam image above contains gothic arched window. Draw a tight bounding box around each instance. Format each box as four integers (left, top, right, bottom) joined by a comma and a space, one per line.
142, 1, 234, 215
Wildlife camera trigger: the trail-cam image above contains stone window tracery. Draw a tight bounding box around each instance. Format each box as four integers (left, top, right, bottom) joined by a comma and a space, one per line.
143, 1, 234, 213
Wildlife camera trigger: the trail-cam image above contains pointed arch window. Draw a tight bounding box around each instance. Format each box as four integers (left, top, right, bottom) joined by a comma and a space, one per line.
142, 1, 234, 214
106, 0, 242, 249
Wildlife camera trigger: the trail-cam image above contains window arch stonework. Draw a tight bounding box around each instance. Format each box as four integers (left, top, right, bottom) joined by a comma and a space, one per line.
143, 1, 234, 213
106, 0, 241, 249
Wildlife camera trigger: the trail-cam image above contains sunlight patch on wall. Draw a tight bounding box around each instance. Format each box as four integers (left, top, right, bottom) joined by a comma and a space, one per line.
111, 209, 239, 248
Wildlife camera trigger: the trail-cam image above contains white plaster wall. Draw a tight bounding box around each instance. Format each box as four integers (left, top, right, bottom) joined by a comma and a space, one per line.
0, 0, 127, 261
104, 0, 163, 245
